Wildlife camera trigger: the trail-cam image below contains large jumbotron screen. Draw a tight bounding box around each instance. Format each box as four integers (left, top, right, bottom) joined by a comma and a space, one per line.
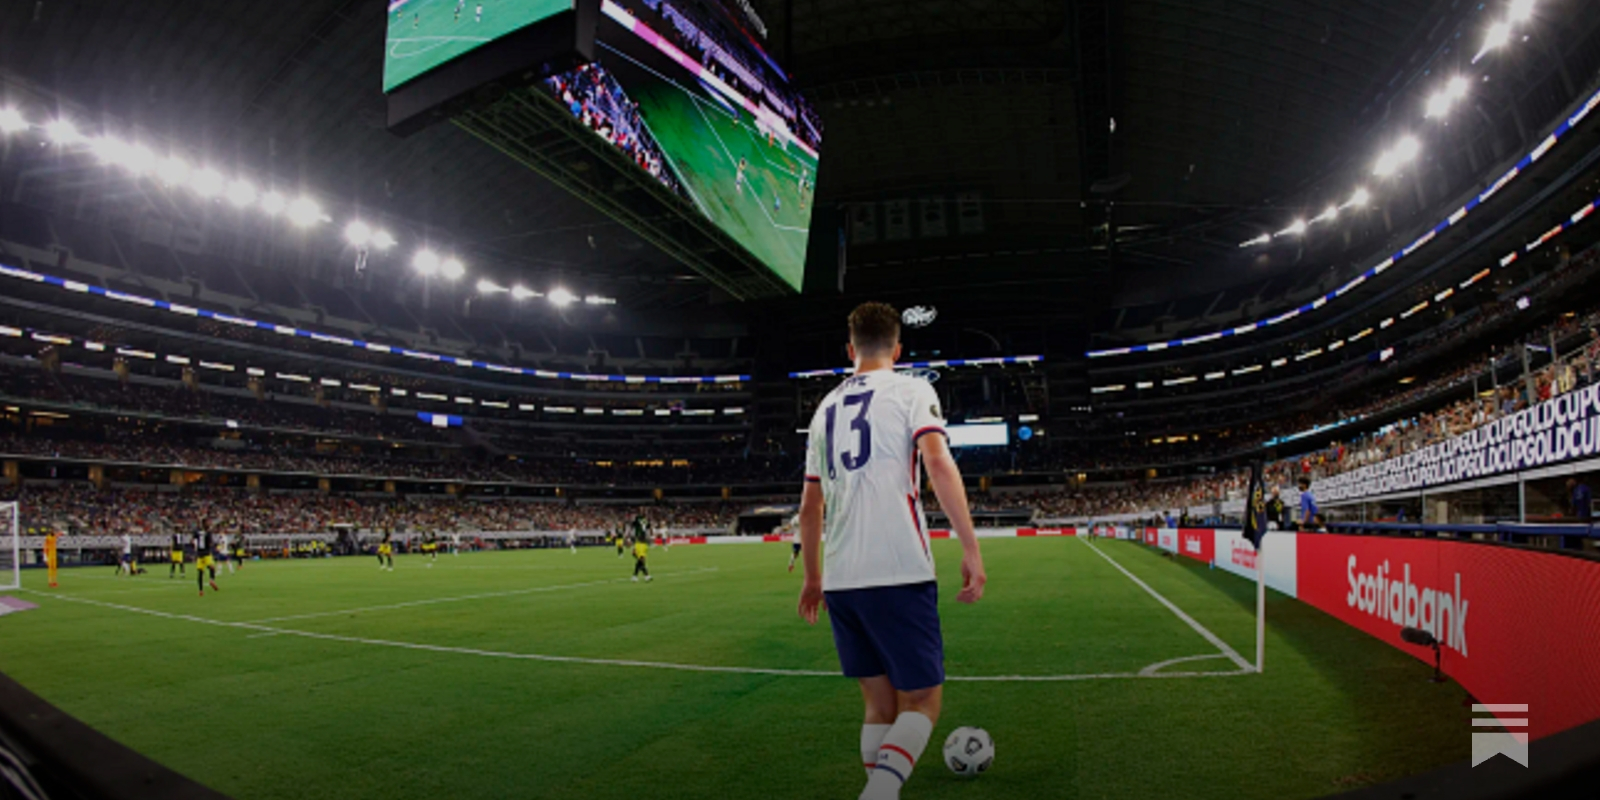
384, 0, 574, 93
544, 0, 822, 291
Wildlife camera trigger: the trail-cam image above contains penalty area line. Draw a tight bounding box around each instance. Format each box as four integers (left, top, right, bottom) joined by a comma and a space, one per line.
242, 566, 722, 624
1077, 538, 1255, 673
19, 590, 1252, 683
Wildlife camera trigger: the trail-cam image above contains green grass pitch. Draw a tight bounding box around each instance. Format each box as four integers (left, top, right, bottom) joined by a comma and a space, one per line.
0, 539, 1471, 799
384, 0, 572, 92
630, 76, 817, 292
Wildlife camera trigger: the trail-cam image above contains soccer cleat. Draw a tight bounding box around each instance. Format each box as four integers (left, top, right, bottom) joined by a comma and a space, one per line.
199, 591, 204, 597
210, 581, 220, 592
631, 576, 638, 582
645, 575, 653, 582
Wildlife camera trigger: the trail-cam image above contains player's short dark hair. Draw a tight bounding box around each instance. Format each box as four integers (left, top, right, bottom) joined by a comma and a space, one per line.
848, 302, 901, 356
1297, 476, 1311, 489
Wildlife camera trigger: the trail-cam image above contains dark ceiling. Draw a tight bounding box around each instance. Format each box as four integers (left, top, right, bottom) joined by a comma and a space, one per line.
0, 0, 1547, 320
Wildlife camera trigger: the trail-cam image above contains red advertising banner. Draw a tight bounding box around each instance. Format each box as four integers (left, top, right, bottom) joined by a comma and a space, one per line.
1143, 528, 1158, 546
1296, 534, 1600, 739
1017, 528, 1076, 536
1178, 529, 1215, 564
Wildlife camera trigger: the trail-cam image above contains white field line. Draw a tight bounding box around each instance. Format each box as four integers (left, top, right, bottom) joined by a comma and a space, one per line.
242, 567, 722, 624
1077, 537, 1255, 672
685, 95, 808, 236
19, 590, 1249, 684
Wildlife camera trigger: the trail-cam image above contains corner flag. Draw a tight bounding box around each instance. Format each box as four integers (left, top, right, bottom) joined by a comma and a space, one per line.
1242, 460, 1269, 550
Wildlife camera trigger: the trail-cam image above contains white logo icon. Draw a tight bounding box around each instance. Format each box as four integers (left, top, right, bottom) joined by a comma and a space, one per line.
1471, 704, 1529, 767
901, 306, 937, 328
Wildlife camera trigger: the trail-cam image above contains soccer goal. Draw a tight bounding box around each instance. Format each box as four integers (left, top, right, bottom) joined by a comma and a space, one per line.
0, 501, 17, 591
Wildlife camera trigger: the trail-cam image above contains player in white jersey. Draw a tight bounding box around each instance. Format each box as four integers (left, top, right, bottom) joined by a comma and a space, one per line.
118, 533, 135, 576
797, 302, 986, 800
784, 513, 803, 572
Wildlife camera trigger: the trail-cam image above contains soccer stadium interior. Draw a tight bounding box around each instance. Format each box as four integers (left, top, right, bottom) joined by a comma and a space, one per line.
2, 1, 1600, 798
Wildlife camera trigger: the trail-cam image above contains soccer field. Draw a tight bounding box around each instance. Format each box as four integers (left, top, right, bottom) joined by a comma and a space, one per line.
624, 69, 817, 292
384, 0, 572, 92
0, 539, 1470, 799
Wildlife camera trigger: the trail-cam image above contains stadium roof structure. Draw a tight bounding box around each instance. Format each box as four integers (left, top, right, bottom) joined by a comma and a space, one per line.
1, 0, 1597, 351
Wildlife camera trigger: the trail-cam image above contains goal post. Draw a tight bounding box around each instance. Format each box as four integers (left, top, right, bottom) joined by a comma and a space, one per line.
0, 501, 18, 591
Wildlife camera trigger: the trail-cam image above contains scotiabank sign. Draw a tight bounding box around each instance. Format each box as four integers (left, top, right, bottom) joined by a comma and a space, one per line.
1178, 529, 1213, 564
1296, 535, 1600, 739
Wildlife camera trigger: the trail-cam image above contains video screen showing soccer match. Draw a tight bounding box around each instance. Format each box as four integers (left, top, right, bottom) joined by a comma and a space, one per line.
384, 0, 574, 93
543, 0, 822, 291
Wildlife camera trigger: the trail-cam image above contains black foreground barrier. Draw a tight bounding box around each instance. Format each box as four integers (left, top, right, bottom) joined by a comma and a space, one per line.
1326, 716, 1600, 800
0, 672, 230, 800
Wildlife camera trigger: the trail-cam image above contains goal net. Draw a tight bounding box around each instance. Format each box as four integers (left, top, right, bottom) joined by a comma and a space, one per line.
0, 502, 17, 591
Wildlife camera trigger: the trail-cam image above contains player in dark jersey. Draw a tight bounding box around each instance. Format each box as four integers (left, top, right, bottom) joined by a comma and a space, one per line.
169, 531, 186, 578
193, 529, 221, 596
378, 529, 395, 572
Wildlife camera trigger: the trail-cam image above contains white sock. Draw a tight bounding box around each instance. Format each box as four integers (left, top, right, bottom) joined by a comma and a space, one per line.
860, 724, 891, 777
862, 712, 933, 799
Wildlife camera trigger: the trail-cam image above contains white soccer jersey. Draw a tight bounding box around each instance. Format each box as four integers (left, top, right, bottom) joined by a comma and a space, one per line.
806, 369, 944, 592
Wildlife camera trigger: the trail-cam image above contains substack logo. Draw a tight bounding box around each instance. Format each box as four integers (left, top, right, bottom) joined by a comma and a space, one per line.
1471, 704, 1529, 767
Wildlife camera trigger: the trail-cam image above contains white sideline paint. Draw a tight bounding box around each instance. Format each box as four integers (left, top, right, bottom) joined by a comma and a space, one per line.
243, 567, 722, 624
1078, 538, 1256, 672
1136, 654, 1233, 677
22, 589, 1251, 684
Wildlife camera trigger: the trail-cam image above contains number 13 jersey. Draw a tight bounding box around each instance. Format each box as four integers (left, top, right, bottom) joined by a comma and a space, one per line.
805, 369, 946, 591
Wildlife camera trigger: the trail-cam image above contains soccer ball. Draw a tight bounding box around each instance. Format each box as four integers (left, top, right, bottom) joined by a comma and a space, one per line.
942, 726, 994, 777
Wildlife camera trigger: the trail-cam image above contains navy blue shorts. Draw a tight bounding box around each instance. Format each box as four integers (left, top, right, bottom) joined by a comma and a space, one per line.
792, 542, 803, 554
825, 581, 944, 691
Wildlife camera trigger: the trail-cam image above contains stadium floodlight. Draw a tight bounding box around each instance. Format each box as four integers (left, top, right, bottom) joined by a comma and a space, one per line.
476, 279, 507, 294
1508, 0, 1535, 23
1238, 233, 1271, 248
286, 197, 322, 227
226, 180, 257, 208
1275, 219, 1307, 237
260, 191, 287, 216
1311, 205, 1338, 224
584, 295, 617, 306
440, 258, 465, 280
1426, 77, 1471, 118
190, 168, 226, 198
90, 136, 126, 165
45, 119, 80, 145
1482, 20, 1513, 52
413, 249, 441, 276
0, 108, 26, 134
1342, 187, 1371, 209
371, 230, 396, 250
511, 285, 541, 301
1374, 136, 1420, 177
548, 287, 576, 307
1425, 91, 1452, 118
344, 221, 373, 247
123, 144, 156, 175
